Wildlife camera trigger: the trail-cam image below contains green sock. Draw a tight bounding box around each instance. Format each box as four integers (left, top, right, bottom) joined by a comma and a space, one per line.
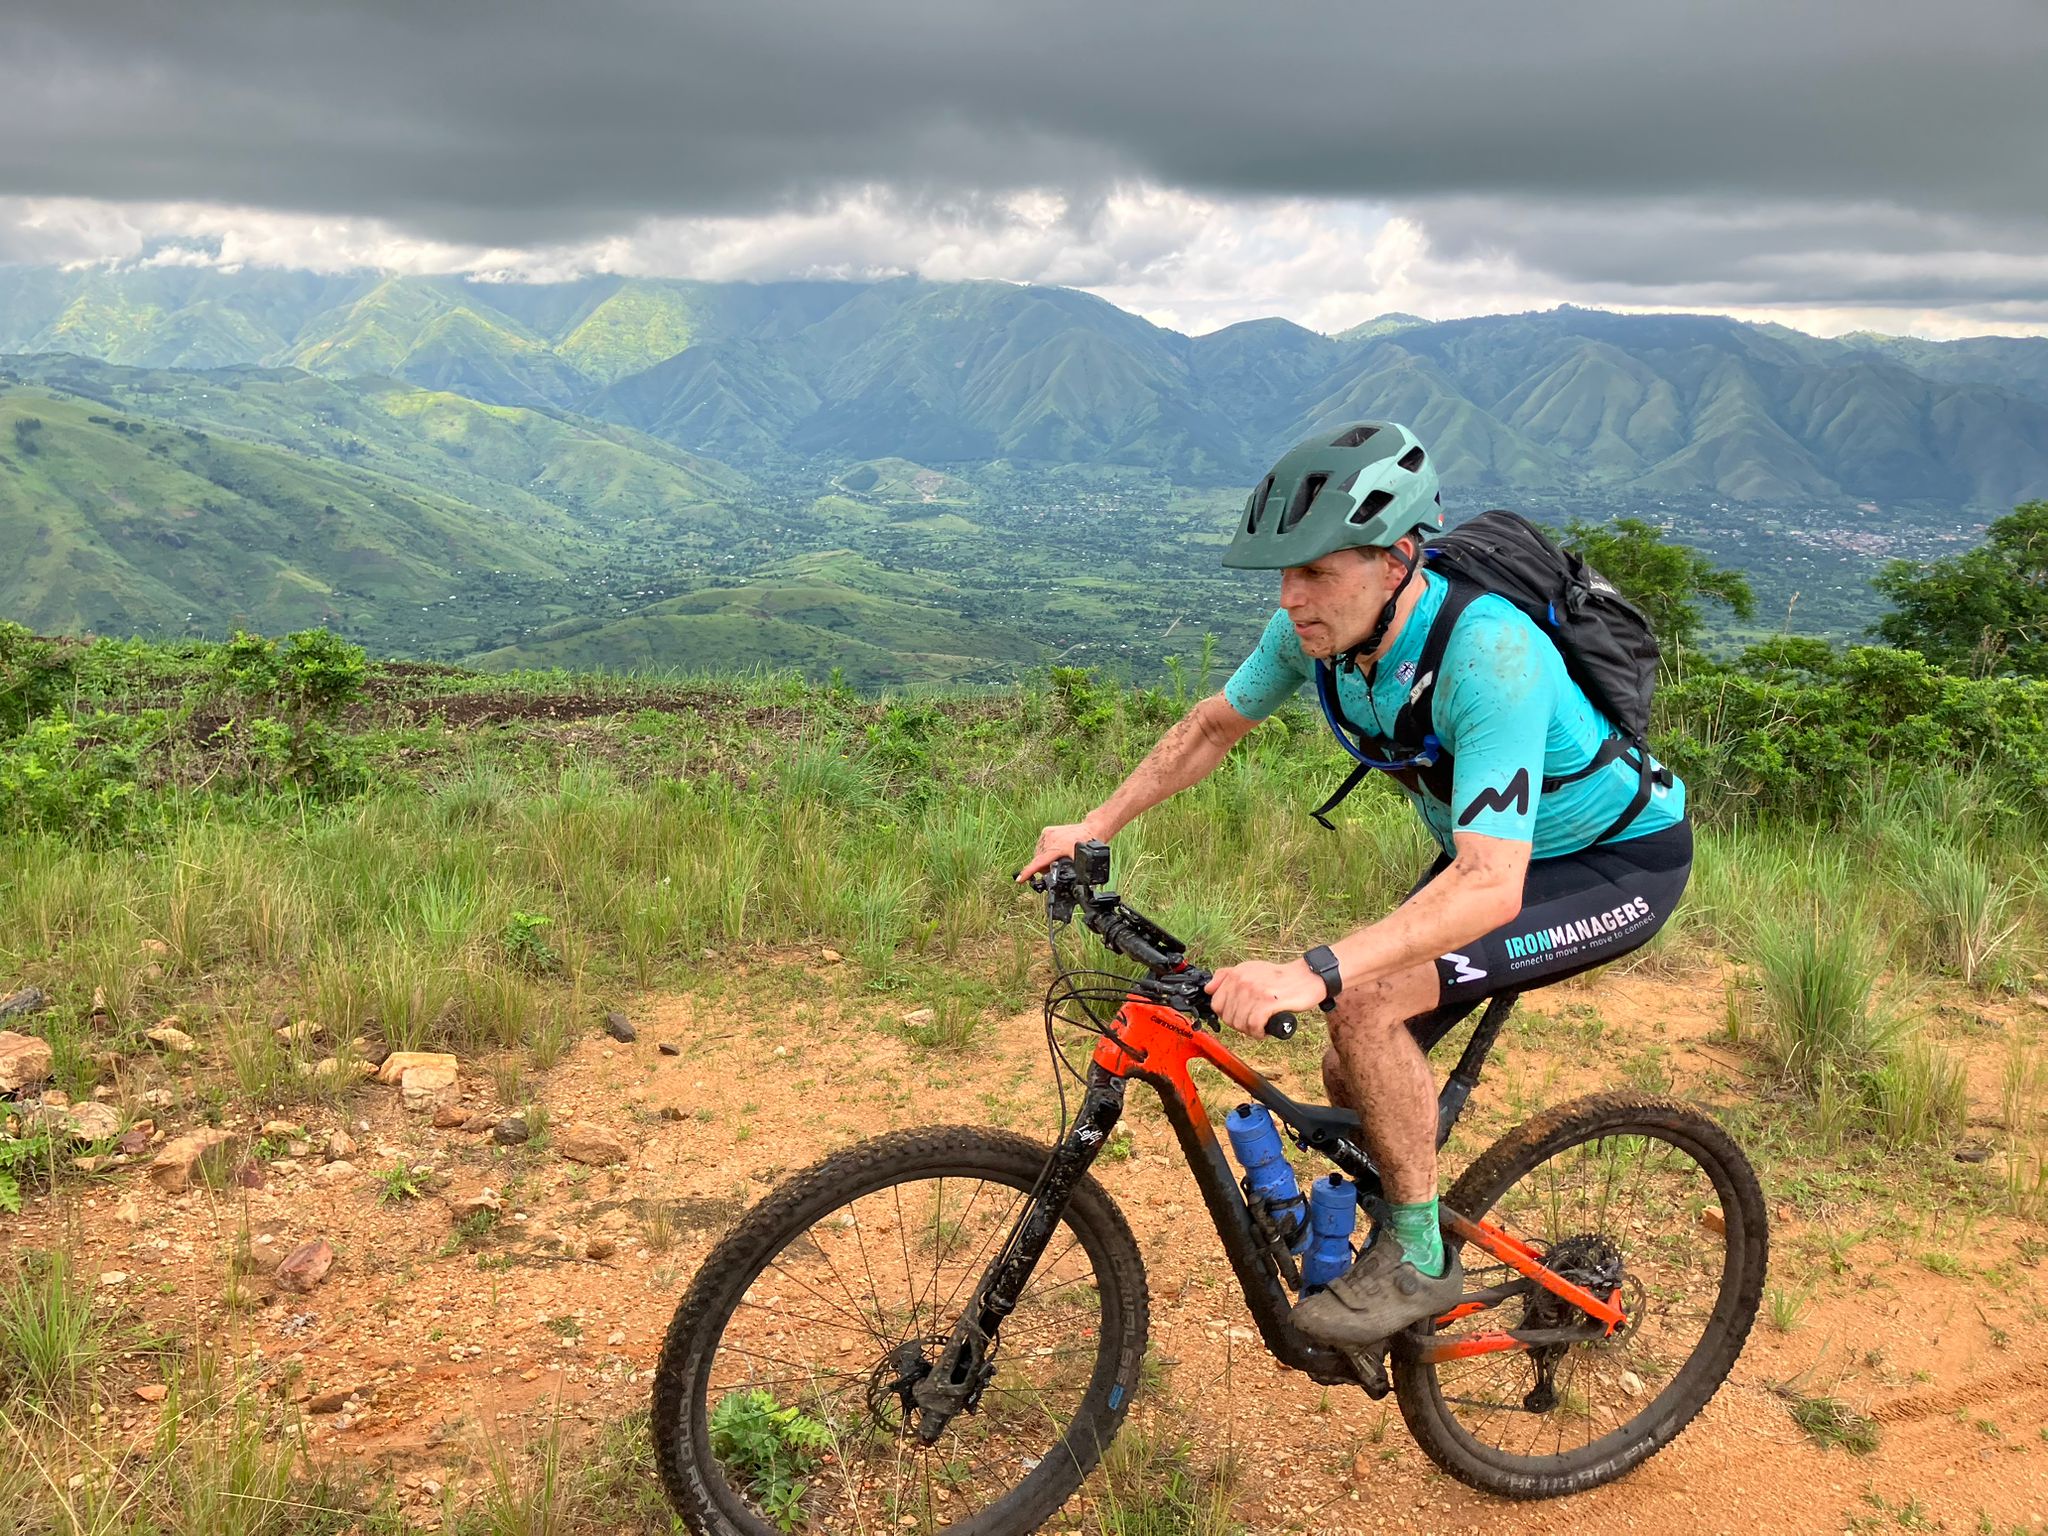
1387, 1197, 1445, 1277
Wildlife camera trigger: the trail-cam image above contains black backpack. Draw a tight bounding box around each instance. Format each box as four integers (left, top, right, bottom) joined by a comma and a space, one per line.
1309, 510, 1668, 844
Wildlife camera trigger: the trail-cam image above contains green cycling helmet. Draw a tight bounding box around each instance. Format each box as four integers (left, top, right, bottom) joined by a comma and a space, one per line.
1222, 421, 1443, 569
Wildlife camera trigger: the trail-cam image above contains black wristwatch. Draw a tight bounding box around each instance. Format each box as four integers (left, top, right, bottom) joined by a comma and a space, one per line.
1302, 945, 1342, 1013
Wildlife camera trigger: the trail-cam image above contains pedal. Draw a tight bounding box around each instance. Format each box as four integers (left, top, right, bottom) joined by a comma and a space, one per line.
1343, 1346, 1391, 1399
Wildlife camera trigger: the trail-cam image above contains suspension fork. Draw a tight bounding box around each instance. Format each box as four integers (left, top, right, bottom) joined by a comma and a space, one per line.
909, 1068, 1127, 1441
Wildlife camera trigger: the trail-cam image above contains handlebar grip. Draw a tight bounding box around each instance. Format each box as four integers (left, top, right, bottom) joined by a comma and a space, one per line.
1265, 1012, 1298, 1041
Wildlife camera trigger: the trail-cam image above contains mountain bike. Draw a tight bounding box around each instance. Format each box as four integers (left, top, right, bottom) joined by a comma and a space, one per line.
651, 841, 1768, 1533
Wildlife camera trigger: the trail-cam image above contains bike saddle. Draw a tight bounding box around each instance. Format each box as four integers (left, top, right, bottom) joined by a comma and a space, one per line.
1261, 1087, 1362, 1152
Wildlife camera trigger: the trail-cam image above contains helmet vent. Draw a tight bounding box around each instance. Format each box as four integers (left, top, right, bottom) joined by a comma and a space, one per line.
1349, 488, 1396, 525
1246, 475, 1275, 533
1281, 472, 1327, 533
1398, 445, 1426, 473
1328, 424, 1379, 449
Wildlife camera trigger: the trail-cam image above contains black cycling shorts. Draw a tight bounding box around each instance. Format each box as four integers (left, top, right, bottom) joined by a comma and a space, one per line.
1405, 820, 1693, 1053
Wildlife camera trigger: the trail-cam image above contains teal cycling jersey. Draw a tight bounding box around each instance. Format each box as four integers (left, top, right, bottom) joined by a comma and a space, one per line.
1223, 570, 1686, 859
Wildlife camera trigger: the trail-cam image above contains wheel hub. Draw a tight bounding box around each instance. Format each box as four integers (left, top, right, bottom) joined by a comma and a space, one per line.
867, 1339, 935, 1424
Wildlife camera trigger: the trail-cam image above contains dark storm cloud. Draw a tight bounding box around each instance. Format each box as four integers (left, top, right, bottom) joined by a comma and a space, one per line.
4, 0, 2045, 248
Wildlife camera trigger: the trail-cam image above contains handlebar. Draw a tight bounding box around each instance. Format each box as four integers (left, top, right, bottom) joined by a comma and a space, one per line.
1030, 843, 1299, 1042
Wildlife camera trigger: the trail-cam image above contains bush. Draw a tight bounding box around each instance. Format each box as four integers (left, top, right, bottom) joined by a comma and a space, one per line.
0, 714, 145, 838
0, 622, 74, 735
1657, 642, 2048, 821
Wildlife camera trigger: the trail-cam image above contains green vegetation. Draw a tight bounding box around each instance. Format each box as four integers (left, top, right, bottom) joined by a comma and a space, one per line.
1564, 514, 1756, 666
707, 1390, 831, 1533
1877, 501, 2048, 676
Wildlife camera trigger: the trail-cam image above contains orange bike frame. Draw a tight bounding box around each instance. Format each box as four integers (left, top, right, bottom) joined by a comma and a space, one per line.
1088, 993, 1625, 1370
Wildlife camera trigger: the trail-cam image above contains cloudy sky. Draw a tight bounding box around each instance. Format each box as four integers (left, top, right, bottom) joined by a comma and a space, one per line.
5, 0, 2046, 339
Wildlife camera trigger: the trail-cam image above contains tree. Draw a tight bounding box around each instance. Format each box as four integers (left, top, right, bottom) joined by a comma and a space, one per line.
1874, 501, 2048, 677
1561, 517, 1755, 666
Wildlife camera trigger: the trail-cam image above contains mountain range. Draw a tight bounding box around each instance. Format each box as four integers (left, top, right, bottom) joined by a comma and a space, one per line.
3, 266, 2045, 507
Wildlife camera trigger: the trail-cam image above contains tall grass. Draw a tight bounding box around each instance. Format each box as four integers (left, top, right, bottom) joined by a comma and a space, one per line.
0, 1250, 108, 1411
1755, 916, 1898, 1097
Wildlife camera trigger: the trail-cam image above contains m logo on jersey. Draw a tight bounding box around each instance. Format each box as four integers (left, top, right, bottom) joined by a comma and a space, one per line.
1457, 767, 1530, 827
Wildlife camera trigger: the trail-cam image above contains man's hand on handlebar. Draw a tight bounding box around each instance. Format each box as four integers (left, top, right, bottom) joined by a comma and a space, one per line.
1016, 820, 1110, 884
1205, 959, 1327, 1040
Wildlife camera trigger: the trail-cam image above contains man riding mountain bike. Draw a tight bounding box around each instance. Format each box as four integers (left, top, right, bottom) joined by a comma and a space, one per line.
1018, 420, 1692, 1351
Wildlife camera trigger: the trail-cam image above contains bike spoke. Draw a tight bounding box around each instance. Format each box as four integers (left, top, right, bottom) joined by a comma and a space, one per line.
702, 1169, 1111, 1533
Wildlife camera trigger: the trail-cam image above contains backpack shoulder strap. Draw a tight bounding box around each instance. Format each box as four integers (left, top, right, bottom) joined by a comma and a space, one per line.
1390, 579, 1483, 743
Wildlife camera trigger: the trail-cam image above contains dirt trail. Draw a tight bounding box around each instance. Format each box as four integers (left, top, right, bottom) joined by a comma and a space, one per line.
34, 962, 2048, 1532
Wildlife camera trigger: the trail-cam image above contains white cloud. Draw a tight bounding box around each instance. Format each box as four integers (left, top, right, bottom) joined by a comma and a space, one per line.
2, 188, 2044, 342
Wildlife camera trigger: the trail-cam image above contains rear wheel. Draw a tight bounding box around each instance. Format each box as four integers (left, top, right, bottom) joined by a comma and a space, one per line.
1392, 1091, 1767, 1498
651, 1125, 1149, 1535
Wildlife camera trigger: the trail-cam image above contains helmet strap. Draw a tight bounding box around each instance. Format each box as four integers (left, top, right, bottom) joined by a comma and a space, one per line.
1339, 543, 1421, 679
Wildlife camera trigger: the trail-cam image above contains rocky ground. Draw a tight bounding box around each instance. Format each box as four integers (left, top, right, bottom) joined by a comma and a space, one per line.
4, 955, 2047, 1533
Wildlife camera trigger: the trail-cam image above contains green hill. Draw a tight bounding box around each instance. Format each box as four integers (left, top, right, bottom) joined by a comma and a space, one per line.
5, 267, 2048, 503
0, 387, 571, 645
469, 551, 1043, 687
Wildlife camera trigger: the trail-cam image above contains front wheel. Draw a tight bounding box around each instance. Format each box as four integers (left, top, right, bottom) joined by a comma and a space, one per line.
1392, 1091, 1768, 1498
651, 1125, 1150, 1535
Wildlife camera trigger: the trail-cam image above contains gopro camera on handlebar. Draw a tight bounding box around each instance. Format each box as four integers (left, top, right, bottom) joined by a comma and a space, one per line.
1031, 838, 1298, 1042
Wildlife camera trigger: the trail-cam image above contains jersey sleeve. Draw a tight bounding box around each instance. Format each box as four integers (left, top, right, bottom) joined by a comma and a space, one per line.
1435, 608, 1556, 845
1222, 609, 1310, 721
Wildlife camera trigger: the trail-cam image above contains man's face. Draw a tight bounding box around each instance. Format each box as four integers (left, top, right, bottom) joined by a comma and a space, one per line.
1277, 541, 1413, 660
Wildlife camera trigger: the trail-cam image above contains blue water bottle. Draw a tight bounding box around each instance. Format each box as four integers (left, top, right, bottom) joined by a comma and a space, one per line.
1225, 1104, 1309, 1253
1302, 1174, 1360, 1289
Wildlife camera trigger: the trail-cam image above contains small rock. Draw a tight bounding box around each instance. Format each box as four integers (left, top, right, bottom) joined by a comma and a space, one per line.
134, 1384, 168, 1403
149, 1128, 235, 1193
315, 1160, 357, 1183
274, 1020, 320, 1047
400, 1063, 459, 1114
28, 1099, 122, 1142
373, 1051, 457, 1087
1699, 1207, 1726, 1237
431, 1105, 467, 1129
901, 1007, 936, 1026
117, 1126, 153, 1157
820, 948, 843, 964
261, 1119, 305, 1138
324, 1130, 356, 1161
606, 1329, 625, 1346
274, 1239, 335, 1293
307, 1387, 354, 1415
492, 1116, 530, 1146
460, 1111, 496, 1133
287, 1139, 311, 1158
557, 1123, 630, 1167
1954, 1144, 1992, 1164
659, 1105, 684, 1121
146, 1022, 197, 1054
584, 1237, 617, 1260
71, 1155, 110, 1174
657, 1041, 681, 1056
1620, 1369, 1645, 1397
139, 938, 170, 959
98, 1271, 128, 1287
139, 1088, 174, 1109
114, 1194, 144, 1225
0, 1030, 53, 1092
603, 1011, 637, 1043
450, 1189, 503, 1221
307, 1058, 345, 1080
233, 1160, 266, 1190
0, 986, 51, 1020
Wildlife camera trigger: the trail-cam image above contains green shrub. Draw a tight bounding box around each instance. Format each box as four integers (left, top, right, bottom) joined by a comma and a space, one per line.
0, 713, 144, 838
707, 1389, 831, 1532
0, 622, 75, 734
1658, 642, 2048, 821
